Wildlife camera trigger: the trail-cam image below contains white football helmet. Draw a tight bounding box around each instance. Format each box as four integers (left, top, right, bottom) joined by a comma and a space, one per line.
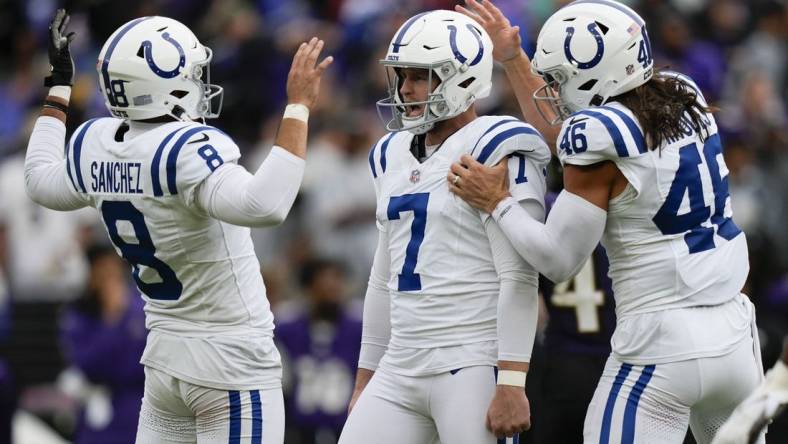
96, 16, 223, 121
376, 10, 493, 134
532, 0, 654, 124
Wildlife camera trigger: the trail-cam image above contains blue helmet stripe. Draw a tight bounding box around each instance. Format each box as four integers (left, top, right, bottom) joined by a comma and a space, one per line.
574, 110, 629, 157
72, 119, 100, 193
151, 125, 188, 196
599, 106, 647, 153
568, 0, 645, 26
477, 126, 543, 164
392, 12, 428, 53
100, 17, 152, 105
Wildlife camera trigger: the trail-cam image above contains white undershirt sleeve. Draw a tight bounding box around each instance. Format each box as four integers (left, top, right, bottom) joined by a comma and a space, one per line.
196, 146, 305, 227
492, 190, 607, 283
24, 116, 88, 211
358, 224, 391, 371
486, 198, 541, 363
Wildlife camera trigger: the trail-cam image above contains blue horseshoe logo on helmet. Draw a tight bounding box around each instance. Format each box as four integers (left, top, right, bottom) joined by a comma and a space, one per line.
564, 23, 604, 69
447, 24, 484, 66
142, 32, 186, 79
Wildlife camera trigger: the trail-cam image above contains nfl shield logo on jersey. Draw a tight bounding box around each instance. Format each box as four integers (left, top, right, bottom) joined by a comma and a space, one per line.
410, 169, 421, 184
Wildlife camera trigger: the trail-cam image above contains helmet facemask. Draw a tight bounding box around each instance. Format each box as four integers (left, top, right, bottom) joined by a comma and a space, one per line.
376, 61, 458, 135
532, 67, 577, 125
166, 46, 223, 122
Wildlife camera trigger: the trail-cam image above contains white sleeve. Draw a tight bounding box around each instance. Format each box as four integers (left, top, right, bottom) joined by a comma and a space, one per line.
24, 117, 89, 211
358, 224, 391, 371
492, 190, 606, 283
196, 146, 305, 227
486, 199, 541, 363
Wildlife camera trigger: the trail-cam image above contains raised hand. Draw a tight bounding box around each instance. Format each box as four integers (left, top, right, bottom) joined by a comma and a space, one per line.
45, 9, 76, 87
456, 0, 523, 63
286, 37, 334, 110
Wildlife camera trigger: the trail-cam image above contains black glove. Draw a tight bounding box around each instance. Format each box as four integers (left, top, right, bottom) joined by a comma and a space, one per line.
44, 9, 76, 87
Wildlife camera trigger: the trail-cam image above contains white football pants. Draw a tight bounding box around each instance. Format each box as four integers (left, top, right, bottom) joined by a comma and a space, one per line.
135, 366, 284, 444
339, 365, 521, 444
584, 309, 764, 444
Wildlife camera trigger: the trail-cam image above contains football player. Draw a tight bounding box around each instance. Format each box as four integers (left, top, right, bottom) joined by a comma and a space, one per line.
450, 1, 764, 443
24, 9, 332, 443
339, 9, 551, 444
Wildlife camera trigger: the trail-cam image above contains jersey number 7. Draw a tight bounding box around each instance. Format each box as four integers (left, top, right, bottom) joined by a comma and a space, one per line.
387, 193, 429, 292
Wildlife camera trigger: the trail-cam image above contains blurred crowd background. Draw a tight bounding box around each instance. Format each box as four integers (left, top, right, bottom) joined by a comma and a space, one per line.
0, 0, 785, 443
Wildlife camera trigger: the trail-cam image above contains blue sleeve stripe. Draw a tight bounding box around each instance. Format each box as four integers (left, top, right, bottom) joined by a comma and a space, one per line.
71, 119, 100, 193
65, 140, 78, 192
599, 363, 632, 444
470, 118, 520, 156
622, 365, 656, 444
574, 110, 629, 157
476, 126, 543, 164
165, 126, 214, 195
368, 143, 378, 178
151, 126, 188, 196
379, 132, 396, 174
599, 106, 647, 154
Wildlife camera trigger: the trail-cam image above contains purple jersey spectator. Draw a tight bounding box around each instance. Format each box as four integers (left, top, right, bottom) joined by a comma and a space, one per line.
59, 245, 146, 444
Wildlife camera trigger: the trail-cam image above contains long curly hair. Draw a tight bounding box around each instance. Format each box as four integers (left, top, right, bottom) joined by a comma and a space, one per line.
611, 69, 717, 150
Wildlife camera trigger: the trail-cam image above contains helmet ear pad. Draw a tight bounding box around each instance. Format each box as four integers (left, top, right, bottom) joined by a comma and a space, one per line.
376, 10, 494, 134
532, 1, 653, 120
97, 16, 223, 121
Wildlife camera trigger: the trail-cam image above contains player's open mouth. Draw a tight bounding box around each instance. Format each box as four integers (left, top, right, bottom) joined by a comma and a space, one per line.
405, 104, 424, 117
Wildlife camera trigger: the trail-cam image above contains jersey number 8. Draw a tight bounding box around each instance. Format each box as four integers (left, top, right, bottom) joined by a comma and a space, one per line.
101, 201, 183, 300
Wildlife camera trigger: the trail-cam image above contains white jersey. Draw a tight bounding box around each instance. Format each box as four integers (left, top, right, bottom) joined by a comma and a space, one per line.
557, 72, 750, 363
369, 116, 550, 375
66, 117, 280, 390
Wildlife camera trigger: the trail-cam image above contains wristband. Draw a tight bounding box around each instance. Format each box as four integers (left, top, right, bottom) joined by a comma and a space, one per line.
48, 86, 72, 101
43, 100, 69, 114
283, 103, 309, 123
497, 370, 527, 387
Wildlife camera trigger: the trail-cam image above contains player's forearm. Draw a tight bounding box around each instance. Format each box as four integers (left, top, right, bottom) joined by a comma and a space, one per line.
274, 106, 309, 160
493, 192, 604, 283
501, 53, 560, 152
25, 108, 86, 210
199, 149, 304, 227
358, 228, 392, 371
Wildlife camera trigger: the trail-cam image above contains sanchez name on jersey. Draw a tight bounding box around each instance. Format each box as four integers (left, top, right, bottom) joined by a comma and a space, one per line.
65, 117, 281, 390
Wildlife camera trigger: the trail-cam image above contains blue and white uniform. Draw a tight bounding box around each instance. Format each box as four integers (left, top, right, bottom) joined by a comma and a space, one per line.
554, 74, 764, 444
25, 115, 305, 444
340, 116, 550, 444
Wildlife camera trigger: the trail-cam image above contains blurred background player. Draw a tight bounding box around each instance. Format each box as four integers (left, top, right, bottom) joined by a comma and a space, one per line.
713, 340, 788, 444
450, 1, 764, 443
275, 258, 362, 444
58, 244, 145, 444
24, 8, 332, 444
340, 9, 550, 444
